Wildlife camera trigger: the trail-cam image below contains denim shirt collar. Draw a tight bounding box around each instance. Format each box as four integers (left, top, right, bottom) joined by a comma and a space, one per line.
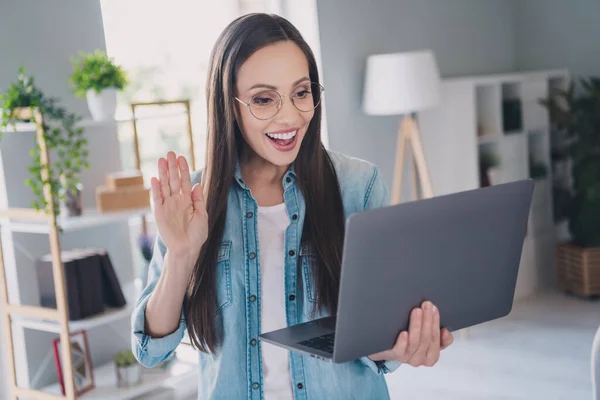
233, 160, 298, 191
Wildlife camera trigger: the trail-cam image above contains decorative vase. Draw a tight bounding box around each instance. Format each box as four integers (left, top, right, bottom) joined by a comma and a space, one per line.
59, 182, 83, 217
86, 88, 117, 121
116, 363, 142, 388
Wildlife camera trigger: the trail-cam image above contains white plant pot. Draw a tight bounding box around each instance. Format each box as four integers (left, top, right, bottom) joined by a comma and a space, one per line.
487, 167, 502, 185
86, 88, 117, 121
116, 363, 142, 388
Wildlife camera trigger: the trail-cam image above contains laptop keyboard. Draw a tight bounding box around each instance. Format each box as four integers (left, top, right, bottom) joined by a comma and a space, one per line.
298, 332, 335, 354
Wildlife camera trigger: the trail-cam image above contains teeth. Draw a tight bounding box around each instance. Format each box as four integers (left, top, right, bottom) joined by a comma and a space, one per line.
267, 130, 297, 140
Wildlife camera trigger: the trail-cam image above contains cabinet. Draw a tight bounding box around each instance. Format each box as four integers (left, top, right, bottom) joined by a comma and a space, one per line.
417, 68, 570, 301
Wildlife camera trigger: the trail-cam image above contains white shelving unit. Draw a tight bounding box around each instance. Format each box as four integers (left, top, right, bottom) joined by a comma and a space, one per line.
418, 68, 570, 301
0, 109, 197, 399
0, 205, 198, 400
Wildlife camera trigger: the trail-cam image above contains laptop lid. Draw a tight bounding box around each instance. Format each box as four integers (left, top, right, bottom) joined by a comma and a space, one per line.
332, 179, 534, 363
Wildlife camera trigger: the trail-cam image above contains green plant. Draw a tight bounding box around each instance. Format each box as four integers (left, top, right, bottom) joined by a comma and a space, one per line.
541, 77, 600, 247
529, 158, 548, 179
479, 150, 500, 170
0, 67, 90, 217
70, 50, 128, 98
114, 350, 138, 367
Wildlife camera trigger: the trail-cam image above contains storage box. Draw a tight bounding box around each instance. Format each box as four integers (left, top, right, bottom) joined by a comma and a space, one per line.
96, 185, 150, 212
105, 171, 144, 191
556, 242, 600, 297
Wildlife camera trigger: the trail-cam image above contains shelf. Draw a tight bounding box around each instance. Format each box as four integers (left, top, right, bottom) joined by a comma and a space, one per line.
1, 112, 188, 134
476, 84, 502, 138
41, 345, 198, 400
477, 133, 501, 145
2, 207, 151, 234
13, 282, 138, 334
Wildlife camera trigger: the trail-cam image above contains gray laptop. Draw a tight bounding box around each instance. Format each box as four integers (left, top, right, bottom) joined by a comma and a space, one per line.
259, 179, 534, 363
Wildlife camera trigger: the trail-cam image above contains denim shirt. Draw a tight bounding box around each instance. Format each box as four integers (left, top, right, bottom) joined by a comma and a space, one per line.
131, 151, 401, 400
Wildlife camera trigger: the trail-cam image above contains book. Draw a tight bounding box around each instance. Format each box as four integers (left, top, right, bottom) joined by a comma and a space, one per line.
37, 251, 83, 320
95, 249, 127, 308
36, 248, 126, 321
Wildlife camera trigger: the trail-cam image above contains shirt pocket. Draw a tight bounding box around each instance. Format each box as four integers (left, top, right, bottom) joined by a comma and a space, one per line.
300, 243, 318, 303
216, 241, 233, 315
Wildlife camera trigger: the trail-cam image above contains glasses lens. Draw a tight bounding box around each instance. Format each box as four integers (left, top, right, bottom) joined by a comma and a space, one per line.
292, 82, 323, 112
249, 90, 281, 120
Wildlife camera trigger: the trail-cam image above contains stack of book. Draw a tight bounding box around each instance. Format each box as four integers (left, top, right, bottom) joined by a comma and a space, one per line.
36, 249, 127, 320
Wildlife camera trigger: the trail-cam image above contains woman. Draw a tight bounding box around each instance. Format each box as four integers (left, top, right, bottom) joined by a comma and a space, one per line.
131, 13, 453, 400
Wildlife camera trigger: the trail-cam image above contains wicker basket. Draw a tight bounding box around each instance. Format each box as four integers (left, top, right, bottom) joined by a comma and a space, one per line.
556, 243, 600, 297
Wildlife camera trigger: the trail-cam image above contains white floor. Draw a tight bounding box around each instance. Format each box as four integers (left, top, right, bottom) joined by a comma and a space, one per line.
386, 289, 600, 400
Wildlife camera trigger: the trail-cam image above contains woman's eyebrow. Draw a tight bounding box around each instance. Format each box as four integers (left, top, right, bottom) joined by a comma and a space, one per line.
247, 76, 310, 92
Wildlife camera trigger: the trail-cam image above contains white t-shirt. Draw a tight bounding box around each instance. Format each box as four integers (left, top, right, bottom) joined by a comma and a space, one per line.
257, 203, 294, 400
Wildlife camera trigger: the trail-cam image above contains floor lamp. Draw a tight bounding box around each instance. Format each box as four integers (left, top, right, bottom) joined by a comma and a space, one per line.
363, 50, 441, 205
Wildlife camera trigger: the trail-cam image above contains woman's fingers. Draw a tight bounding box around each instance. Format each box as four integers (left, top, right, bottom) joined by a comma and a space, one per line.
167, 151, 180, 194
150, 177, 163, 206
405, 308, 422, 360
411, 302, 433, 365
191, 183, 206, 212
425, 304, 441, 366
178, 156, 192, 196
441, 329, 454, 350
158, 157, 170, 196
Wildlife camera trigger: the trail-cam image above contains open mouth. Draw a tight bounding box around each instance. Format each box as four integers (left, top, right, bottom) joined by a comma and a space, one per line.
265, 129, 298, 151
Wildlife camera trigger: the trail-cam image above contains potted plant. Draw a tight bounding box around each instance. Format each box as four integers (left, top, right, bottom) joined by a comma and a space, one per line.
0, 67, 89, 218
541, 76, 600, 297
114, 349, 142, 388
70, 50, 128, 121
478, 150, 500, 187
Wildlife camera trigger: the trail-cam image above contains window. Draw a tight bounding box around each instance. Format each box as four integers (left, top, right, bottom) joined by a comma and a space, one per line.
100, 0, 327, 183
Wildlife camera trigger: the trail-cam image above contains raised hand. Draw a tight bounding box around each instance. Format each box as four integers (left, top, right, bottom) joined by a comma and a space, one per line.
368, 301, 454, 367
150, 152, 208, 266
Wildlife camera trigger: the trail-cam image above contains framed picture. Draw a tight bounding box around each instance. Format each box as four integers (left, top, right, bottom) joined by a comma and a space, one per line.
52, 329, 95, 396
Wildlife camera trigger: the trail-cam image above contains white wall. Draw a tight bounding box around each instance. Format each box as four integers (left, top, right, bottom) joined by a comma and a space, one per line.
315, 0, 518, 188
0, 0, 135, 394
516, 0, 600, 78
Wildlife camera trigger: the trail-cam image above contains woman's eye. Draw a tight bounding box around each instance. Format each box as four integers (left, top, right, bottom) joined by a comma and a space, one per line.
251, 97, 273, 106
294, 90, 310, 98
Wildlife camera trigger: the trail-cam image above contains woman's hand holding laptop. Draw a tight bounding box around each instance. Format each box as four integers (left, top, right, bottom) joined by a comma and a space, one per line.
368, 300, 454, 367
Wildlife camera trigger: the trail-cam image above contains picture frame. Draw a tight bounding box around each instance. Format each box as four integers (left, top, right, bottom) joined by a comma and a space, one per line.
52, 329, 95, 396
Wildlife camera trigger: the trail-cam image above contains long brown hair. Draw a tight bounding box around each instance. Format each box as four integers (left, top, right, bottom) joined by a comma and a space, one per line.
186, 13, 345, 353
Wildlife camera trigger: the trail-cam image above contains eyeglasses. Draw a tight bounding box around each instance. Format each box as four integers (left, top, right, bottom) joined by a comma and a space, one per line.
234, 82, 324, 120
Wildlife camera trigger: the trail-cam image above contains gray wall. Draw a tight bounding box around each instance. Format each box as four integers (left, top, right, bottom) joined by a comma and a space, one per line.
516, 0, 600, 79
315, 0, 518, 187
0, 1, 134, 396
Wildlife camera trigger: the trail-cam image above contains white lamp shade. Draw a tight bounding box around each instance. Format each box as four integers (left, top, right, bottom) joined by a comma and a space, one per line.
362, 50, 441, 116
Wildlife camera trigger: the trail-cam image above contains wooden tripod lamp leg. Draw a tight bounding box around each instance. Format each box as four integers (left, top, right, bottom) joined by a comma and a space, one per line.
391, 118, 408, 205
405, 116, 434, 199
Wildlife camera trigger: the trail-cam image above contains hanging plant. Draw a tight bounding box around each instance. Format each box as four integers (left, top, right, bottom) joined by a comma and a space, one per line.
0, 66, 90, 217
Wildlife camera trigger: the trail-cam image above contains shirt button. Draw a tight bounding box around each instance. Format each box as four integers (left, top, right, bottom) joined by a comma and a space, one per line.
249, 252, 256, 259
249, 295, 256, 302
246, 211, 253, 218
297, 383, 304, 389
288, 250, 295, 257
289, 294, 296, 301
286, 177, 292, 183
292, 214, 298, 220
253, 382, 259, 389
250, 339, 257, 346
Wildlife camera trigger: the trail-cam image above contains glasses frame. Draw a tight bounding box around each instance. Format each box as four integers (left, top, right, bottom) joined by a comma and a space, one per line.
234, 82, 325, 120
